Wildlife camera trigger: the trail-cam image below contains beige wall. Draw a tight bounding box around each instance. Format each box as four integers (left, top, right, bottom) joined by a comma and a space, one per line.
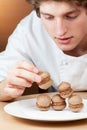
0, 0, 33, 51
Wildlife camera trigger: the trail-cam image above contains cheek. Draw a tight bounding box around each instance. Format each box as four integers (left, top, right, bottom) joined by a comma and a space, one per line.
72, 20, 87, 44
73, 19, 87, 35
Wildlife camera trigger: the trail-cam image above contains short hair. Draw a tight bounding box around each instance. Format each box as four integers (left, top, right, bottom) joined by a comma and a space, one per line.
26, 0, 87, 17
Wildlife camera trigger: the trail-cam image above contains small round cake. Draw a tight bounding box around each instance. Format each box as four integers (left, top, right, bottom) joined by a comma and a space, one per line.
68, 94, 84, 112
38, 71, 53, 90
58, 81, 73, 98
51, 94, 66, 110
36, 94, 51, 111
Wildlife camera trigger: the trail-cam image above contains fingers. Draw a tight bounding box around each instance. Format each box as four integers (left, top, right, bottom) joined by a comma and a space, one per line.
7, 76, 32, 88
15, 61, 39, 73
15, 69, 41, 83
13, 61, 42, 82
7, 69, 41, 87
4, 86, 25, 98
3, 61, 42, 101
7, 61, 42, 88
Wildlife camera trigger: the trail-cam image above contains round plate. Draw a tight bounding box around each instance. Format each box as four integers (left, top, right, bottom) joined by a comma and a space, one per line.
4, 98, 87, 122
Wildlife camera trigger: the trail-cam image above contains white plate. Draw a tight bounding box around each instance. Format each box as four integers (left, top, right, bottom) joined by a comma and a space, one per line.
4, 98, 87, 122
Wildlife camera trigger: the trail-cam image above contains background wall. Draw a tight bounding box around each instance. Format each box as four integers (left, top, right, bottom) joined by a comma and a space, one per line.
0, 0, 33, 51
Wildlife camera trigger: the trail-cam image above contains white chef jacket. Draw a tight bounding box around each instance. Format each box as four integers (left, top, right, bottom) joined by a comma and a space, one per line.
0, 10, 87, 91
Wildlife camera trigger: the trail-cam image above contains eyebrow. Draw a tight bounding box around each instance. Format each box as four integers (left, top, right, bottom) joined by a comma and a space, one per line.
40, 12, 51, 16
40, 9, 80, 16
65, 9, 80, 15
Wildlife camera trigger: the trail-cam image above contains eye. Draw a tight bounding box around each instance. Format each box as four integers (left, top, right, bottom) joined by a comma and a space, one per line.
41, 14, 54, 20
65, 13, 78, 20
45, 16, 54, 20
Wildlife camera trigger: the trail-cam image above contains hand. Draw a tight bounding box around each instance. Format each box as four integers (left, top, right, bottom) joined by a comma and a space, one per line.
4, 61, 41, 99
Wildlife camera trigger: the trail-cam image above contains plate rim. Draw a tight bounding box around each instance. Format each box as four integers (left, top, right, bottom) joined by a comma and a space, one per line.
4, 98, 87, 122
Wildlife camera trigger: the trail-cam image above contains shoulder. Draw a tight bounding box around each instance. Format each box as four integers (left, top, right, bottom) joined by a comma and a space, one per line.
13, 10, 43, 35
19, 10, 41, 29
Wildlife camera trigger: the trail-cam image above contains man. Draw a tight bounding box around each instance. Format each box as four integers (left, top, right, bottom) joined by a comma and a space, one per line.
0, 0, 87, 101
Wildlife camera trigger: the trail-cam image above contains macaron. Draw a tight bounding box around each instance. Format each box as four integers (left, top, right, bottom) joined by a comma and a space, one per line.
36, 94, 51, 111
68, 94, 84, 112
38, 71, 53, 90
58, 81, 73, 98
51, 94, 66, 110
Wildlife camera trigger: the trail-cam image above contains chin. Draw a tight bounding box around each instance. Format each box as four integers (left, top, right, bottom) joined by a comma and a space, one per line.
59, 44, 75, 51
59, 47, 71, 52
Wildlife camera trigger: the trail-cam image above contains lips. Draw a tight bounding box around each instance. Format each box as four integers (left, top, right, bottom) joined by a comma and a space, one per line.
56, 36, 73, 44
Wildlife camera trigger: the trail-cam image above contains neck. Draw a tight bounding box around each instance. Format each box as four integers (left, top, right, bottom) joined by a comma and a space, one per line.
64, 44, 87, 57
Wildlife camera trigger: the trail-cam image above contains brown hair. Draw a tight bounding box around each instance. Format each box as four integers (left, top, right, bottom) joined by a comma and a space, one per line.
26, 0, 87, 17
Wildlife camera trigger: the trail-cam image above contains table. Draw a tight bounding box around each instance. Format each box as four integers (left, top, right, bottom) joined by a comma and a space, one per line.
0, 92, 87, 130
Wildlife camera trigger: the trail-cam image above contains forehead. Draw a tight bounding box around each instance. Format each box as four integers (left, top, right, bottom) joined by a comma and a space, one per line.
40, 1, 82, 14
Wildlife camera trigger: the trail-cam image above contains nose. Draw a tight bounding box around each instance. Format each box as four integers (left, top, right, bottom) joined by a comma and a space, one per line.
55, 19, 68, 37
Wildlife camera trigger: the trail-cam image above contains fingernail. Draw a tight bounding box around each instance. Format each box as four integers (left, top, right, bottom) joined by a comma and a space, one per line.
34, 76, 41, 82
26, 82, 32, 87
33, 68, 39, 73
